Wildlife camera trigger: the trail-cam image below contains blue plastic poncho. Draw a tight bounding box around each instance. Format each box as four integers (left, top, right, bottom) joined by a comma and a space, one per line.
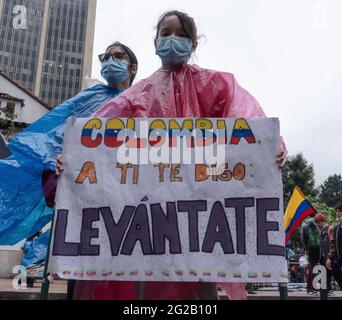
0, 84, 122, 245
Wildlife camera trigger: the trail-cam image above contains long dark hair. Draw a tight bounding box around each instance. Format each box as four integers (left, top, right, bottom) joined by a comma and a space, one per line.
155, 10, 198, 46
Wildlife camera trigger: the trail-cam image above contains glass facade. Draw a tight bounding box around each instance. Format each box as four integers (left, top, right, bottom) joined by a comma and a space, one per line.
40, 0, 88, 107
0, 0, 44, 92
0, 0, 90, 107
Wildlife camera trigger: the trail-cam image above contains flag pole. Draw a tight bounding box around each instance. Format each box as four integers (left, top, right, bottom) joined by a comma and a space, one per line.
39, 209, 55, 300
279, 283, 288, 300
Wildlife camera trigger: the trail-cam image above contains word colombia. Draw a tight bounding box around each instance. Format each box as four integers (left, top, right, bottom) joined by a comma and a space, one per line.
52, 198, 285, 258
80, 118, 257, 163
81, 118, 257, 148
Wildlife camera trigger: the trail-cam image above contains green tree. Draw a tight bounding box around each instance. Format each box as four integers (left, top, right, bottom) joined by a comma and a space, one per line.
282, 154, 340, 249
0, 102, 25, 139
282, 153, 317, 206
318, 174, 342, 208
308, 196, 337, 225
288, 199, 336, 250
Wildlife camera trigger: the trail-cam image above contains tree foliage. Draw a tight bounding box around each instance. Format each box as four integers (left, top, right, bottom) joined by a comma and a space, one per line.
318, 174, 342, 208
282, 153, 317, 207
308, 196, 337, 225
282, 153, 340, 250
0, 102, 22, 139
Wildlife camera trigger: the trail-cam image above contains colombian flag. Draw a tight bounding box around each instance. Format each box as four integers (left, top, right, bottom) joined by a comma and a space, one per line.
284, 186, 316, 244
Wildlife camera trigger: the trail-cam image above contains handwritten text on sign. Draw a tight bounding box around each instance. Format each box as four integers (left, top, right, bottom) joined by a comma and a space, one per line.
49, 118, 287, 283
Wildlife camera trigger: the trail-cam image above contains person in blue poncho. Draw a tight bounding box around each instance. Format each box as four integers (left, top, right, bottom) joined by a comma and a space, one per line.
0, 42, 138, 246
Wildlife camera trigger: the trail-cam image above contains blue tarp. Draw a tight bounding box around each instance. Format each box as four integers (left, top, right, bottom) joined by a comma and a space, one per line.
21, 229, 51, 268
0, 84, 122, 245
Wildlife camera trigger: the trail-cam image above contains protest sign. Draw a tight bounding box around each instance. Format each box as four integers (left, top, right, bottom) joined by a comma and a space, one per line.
48, 117, 287, 283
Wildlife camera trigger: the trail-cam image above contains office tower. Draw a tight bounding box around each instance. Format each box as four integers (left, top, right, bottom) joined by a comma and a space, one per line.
0, 0, 96, 107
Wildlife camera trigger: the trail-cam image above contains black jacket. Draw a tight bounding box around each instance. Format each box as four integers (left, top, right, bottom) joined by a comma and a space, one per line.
328, 224, 342, 261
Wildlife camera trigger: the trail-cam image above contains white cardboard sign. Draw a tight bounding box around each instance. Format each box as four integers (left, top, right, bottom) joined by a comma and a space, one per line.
49, 117, 288, 283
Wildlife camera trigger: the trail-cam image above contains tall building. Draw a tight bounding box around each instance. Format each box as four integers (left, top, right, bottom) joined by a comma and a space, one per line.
0, 0, 96, 107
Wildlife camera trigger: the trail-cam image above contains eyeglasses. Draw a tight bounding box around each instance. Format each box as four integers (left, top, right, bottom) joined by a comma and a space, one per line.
98, 51, 130, 63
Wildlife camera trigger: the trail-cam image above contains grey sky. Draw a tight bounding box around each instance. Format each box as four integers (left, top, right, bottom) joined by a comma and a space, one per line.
91, 0, 342, 187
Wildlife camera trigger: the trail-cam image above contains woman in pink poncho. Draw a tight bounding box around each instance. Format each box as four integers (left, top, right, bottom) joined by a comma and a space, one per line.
71, 10, 287, 300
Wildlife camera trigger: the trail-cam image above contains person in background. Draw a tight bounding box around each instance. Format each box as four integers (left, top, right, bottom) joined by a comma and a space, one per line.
285, 240, 294, 260
299, 251, 309, 283
301, 213, 320, 295
21, 231, 43, 255
314, 213, 333, 299
326, 202, 342, 291
289, 248, 304, 283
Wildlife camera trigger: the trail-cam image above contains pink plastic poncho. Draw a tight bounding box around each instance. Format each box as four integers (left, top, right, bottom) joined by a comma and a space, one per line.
76, 64, 287, 300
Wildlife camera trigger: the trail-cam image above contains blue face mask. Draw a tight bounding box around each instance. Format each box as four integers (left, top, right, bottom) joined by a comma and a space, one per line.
101, 58, 129, 85
155, 36, 193, 66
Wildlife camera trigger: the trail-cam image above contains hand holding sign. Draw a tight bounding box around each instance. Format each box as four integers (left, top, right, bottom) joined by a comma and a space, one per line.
56, 155, 64, 176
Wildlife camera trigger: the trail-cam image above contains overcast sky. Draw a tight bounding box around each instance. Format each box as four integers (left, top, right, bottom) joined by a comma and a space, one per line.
91, 0, 342, 187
